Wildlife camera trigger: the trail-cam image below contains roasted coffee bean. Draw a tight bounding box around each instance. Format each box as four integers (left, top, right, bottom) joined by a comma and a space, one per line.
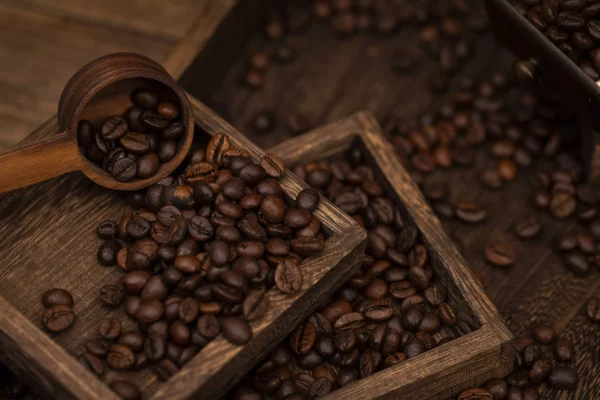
290, 322, 316, 355
456, 202, 487, 223
554, 338, 575, 361
243, 290, 269, 321
135, 299, 164, 323
586, 297, 600, 322
98, 239, 122, 266
275, 259, 303, 294
221, 317, 252, 345
41, 288, 74, 308
485, 240, 515, 267
136, 152, 160, 179
334, 312, 366, 331
457, 388, 493, 400
547, 366, 578, 389
42, 304, 75, 332
532, 325, 555, 344
550, 192, 576, 219
100, 284, 125, 307
109, 380, 141, 400
206, 133, 231, 165
261, 153, 285, 178
107, 344, 135, 370
524, 343, 541, 367
482, 379, 508, 400
80, 352, 105, 377
97, 220, 119, 239
118, 331, 145, 352
513, 215, 541, 239
564, 251, 589, 276
97, 317, 122, 341
438, 303, 457, 326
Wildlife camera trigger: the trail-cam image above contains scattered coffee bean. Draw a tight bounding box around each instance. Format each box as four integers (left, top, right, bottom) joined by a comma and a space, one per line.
485, 240, 515, 267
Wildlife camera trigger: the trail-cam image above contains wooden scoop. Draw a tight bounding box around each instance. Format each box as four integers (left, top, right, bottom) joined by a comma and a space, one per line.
0, 53, 194, 193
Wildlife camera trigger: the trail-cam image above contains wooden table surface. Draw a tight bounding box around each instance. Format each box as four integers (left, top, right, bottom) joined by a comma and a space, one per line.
1, 0, 599, 399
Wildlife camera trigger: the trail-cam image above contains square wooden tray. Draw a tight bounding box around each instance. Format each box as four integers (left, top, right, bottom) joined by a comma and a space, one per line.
0, 96, 366, 400
268, 111, 514, 400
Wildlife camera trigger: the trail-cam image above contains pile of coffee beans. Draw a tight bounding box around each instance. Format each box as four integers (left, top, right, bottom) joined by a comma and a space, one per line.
241, 0, 487, 135
79, 133, 325, 395
513, 0, 600, 80
458, 325, 578, 399
40, 288, 76, 333
227, 144, 470, 399
77, 88, 184, 182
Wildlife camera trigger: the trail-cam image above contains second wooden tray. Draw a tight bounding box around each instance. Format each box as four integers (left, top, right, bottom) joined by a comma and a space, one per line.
0, 96, 366, 400
269, 111, 514, 400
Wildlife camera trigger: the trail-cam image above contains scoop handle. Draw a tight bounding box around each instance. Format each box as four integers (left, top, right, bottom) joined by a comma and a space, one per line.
0, 133, 82, 194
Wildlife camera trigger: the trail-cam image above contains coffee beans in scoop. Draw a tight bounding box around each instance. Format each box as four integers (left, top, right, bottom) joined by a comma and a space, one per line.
77, 88, 184, 182
87, 133, 324, 390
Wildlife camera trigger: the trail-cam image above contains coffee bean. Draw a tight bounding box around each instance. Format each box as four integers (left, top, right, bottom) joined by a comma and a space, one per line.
334, 312, 366, 331
261, 153, 285, 178
438, 303, 457, 325
96, 318, 122, 342
547, 366, 578, 389
206, 133, 231, 165
456, 201, 487, 223
513, 215, 541, 239
107, 344, 135, 370
564, 251, 589, 276
550, 192, 576, 219
586, 297, 600, 321
532, 325, 555, 344
457, 388, 493, 400
157, 101, 179, 120
100, 284, 125, 307
118, 331, 145, 352
135, 299, 164, 323
290, 322, 316, 355
482, 379, 507, 400
137, 152, 160, 179
275, 259, 303, 294
80, 352, 105, 377
243, 290, 269, 321
221, 317, 252, 345
554, 338, 575, 361
42, 305, 75, 332
41, 288, 73, 308
485, 240, 515, 267
109, 380, 141, 400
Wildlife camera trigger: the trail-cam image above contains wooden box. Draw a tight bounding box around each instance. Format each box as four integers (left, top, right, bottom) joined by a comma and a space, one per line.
485, 0, 600, 183
0, 97, 366, 400
267, 111, 514, 400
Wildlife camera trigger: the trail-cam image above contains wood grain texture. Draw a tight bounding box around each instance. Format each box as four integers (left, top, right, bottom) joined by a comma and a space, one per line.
0, 0, 209, 42
0, 4, 172, 151
0, 134, 81, 194
270, 112, 513, 400
0, 97, 366, 400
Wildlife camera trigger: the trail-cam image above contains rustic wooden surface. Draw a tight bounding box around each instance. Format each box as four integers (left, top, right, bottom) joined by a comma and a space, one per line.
0, 98, 366, 399
270, 112, 513, 400
0, 0, 233, 151
176, 3, 600, 399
